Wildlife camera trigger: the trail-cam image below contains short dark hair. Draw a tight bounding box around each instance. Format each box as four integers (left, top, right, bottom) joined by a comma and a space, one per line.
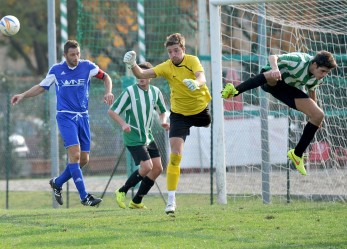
64, 40, 80, 54
138, 61, 153, 69
164, 33, 185, 48
312, 50, 337, 69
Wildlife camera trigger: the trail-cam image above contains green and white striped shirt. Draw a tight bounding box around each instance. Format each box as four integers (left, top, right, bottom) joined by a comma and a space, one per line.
262, 52, 323, 90
110, 84, 167, 146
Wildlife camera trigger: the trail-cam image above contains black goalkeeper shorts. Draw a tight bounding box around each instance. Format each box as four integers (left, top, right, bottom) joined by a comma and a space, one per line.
169, 107, 211, 141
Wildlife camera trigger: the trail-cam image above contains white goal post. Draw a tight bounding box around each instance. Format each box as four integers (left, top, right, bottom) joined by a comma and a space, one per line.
210, 0, 282, 204
210, 0, 347, 204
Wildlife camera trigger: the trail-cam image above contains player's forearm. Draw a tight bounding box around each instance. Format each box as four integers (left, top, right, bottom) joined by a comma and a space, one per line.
131, 65, 155, 79
108, 110, 126, 127
159, 112, 167, 124
195, 71, 206, 87
268, 55, 279, 70
131, 64, 141, 78
103, 74, 112, 94
22, 85, 45, 98
159, 112, 170, 130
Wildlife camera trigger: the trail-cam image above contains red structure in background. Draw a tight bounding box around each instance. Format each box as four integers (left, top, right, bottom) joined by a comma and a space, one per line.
223, 69, 243, 111
308, 141, 347, 168
309, 141, 331, 163
333, 147, 347, 167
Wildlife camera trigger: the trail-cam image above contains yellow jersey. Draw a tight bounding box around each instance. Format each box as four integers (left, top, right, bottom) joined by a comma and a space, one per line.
153, 54, 212, 115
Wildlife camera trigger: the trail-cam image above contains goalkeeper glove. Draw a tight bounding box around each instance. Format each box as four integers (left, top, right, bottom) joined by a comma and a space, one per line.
123, 51, 137, 69
183, 79, 200, 91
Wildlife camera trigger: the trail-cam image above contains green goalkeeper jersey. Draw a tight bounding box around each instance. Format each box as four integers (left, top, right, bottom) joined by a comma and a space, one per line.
109, 84, 167, 146
262, 52, 323, 90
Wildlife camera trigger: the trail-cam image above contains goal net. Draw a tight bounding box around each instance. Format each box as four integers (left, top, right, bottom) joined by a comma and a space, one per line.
75, 0, 214, 200
210, 0, 347, 203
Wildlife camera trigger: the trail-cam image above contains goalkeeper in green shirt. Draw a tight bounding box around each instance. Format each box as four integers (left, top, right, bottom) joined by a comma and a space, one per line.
221, 51, 337, 176
108, 62, 169, 209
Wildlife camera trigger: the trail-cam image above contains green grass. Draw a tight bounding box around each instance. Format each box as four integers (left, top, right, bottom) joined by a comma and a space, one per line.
1, 192, 346, 249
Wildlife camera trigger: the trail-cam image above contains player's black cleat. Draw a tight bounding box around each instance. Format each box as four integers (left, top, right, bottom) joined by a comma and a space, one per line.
49, 178, 63, 205
81, 194, 102, 206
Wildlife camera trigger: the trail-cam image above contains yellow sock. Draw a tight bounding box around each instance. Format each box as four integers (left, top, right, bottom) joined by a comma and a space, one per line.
166, 153, 182, 191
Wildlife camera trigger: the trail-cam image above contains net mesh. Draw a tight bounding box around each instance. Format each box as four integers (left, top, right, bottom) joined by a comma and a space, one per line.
3, 1, 214, 207
218, 0, 347, 201
2, 0, 346, 208
74, 0, 211, 197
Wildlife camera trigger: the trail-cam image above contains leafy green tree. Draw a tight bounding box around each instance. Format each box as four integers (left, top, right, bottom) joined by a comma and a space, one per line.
1, 1, 48, 76
0, 0, 78, 77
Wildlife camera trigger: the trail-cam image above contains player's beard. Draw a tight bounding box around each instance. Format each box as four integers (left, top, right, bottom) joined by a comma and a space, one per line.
172, 57, 183, 66
65, 57, 79, 68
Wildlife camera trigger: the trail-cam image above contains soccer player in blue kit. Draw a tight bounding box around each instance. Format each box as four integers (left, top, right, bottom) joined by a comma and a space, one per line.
11, 40, 114, 206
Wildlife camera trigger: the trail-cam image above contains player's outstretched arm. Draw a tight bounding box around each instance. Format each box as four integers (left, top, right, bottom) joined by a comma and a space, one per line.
123, 51, 137, 69
123, 51, 156, 79
11, 84, 45, 105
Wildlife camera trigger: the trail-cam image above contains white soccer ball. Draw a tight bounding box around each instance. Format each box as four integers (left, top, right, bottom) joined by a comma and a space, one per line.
0, 15, 20, 36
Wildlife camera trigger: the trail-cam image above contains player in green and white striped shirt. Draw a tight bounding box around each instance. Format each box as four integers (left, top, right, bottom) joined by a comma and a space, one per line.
221, 51, 337, 176
108, 62, 169, 209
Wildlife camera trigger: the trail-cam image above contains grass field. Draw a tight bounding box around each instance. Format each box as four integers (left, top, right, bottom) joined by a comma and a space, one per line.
0, 191, 346, 249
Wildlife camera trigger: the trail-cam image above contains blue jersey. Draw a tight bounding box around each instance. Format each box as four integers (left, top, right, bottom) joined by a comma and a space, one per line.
39, 59, 99, 112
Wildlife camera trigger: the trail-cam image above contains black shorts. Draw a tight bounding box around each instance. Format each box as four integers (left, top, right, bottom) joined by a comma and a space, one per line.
260, 70, 309, 110
126, 141, 160, 165
169, 108, 211, 141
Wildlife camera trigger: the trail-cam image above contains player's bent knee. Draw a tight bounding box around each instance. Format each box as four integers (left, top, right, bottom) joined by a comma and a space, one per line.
151, 166, 163, 177
140, 162, 153, 175
312, 109, 324, 124
153, 164, 163, 174
170, 153, 182, 166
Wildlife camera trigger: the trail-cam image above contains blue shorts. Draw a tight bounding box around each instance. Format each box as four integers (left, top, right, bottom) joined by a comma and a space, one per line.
56, 112, 91, 152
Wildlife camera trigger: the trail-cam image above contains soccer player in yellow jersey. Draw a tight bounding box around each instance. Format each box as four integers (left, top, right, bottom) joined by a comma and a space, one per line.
123, 33, 212, 214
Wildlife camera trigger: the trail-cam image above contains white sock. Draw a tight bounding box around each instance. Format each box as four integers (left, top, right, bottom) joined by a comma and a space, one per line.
167, 191, 176, 204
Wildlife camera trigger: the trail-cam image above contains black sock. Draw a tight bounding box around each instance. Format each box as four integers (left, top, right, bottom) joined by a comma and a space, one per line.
235, 73, 267, 95
132, 177, 154, 204
119, 170, 143, 194
294, 122, 319, 157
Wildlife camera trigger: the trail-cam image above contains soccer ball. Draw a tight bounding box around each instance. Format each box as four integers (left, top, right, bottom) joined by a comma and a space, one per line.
0, 15, 20, 36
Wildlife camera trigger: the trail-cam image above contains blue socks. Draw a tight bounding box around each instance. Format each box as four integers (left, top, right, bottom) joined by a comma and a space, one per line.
54, 166, 71, 188
69, 163, 88, 200
52, 163, 88, 200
